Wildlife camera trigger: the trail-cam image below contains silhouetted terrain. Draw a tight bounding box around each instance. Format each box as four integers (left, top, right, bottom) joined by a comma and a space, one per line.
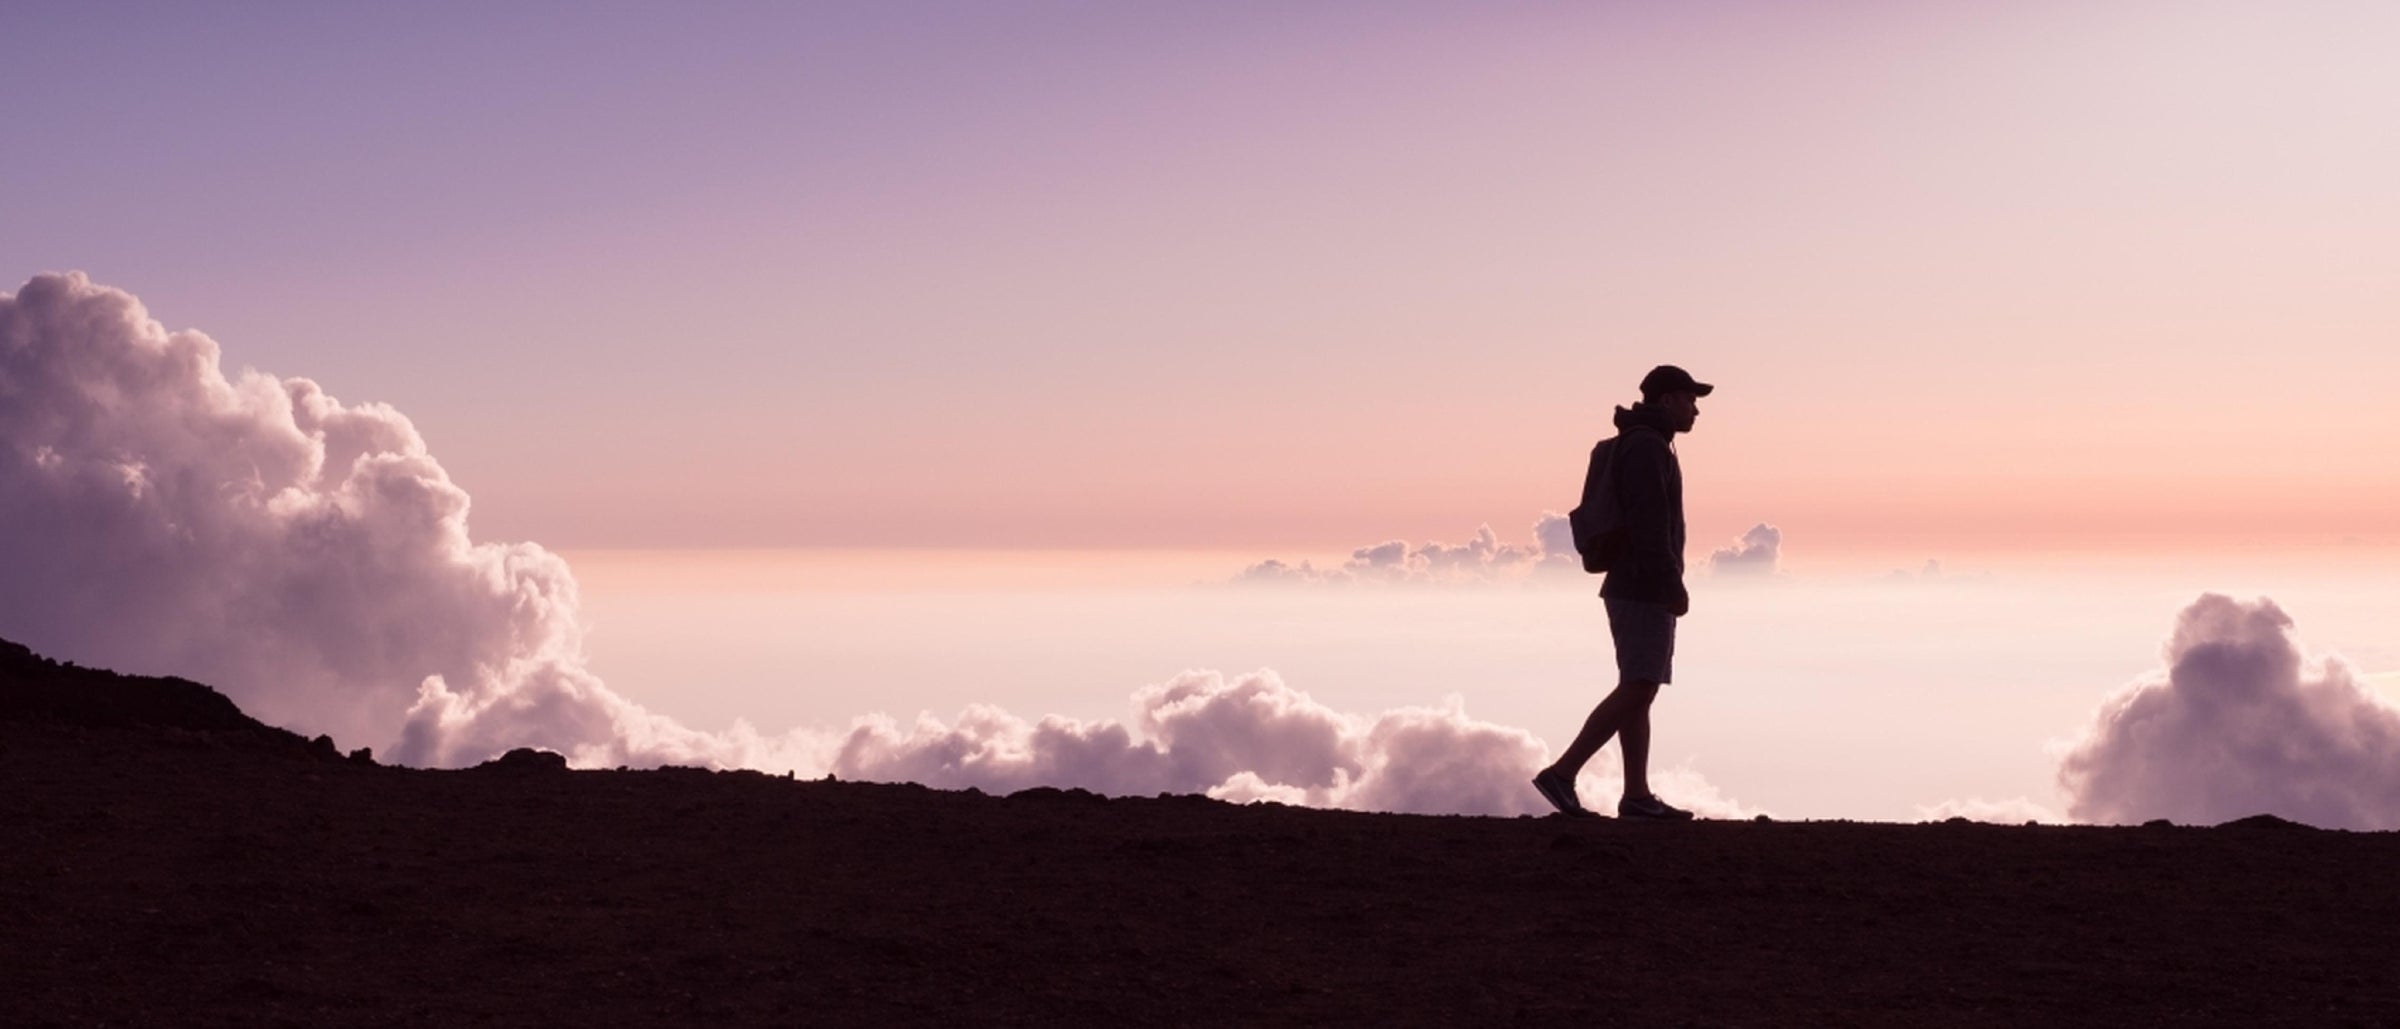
4, 637, 2397, 1027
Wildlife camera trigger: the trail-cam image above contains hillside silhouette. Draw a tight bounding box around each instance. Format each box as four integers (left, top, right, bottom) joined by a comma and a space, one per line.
4, 636, 2397, 1027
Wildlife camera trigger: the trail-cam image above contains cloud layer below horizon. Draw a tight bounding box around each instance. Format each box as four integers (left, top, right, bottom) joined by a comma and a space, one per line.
831, 668, 1755, 818
13, 274, 2390, 829
1236, 519, 1578, 585
0, 272, 1759, 818
1234, 518, 1786, 585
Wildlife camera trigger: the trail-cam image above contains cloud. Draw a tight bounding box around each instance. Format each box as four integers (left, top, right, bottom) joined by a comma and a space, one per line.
1884, 559, 1944, 582
835, 670, 1524, 814
1707, 522, 1782, 577
0, 272, 767, 768
1245, 518, 1796, 586
1236, 516, 1579, 585
834, 668, 1759, 818
0, 273, 1756, 819
1878, 559, 1997, 586
2055, 594, 2400, 830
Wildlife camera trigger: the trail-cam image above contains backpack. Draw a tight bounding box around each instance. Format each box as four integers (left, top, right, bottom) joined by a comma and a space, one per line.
1567, 430, 1644, 574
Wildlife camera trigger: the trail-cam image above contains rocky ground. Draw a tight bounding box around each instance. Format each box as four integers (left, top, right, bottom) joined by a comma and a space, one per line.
5, 638, 2398, 1027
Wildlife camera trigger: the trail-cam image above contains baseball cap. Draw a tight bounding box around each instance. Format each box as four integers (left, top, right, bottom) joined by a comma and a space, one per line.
1639, 364, 1714, 398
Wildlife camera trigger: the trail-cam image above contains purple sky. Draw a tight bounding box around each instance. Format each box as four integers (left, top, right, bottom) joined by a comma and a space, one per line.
8, 2, 2398, 550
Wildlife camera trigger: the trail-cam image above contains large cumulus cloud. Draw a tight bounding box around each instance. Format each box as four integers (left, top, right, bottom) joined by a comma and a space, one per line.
0, 272, 743, 768
2056, 594, 2400, 830
0, 273, 1756, 818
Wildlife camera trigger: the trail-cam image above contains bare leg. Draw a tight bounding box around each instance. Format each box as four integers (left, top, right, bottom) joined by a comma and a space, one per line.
1617, 685, 1655, 800
1543, 679, 1660, 781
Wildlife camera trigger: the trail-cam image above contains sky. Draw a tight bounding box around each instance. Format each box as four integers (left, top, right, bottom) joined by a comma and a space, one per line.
6, 3, 2400, 826
8, 1, 2397, 552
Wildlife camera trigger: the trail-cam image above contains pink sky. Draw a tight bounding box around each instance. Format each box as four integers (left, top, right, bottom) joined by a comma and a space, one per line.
5, 2, 2395, 553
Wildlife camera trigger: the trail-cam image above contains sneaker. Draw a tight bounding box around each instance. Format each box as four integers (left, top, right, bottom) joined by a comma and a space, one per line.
1531, 770, 1593, 817
1617, 793, 1695, 821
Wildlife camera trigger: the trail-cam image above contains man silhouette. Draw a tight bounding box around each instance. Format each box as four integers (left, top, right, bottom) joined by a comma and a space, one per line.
1532, 364, 1711, 820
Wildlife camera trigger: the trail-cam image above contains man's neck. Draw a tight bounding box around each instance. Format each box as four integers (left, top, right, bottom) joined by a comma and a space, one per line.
1624, 403, 1681, 437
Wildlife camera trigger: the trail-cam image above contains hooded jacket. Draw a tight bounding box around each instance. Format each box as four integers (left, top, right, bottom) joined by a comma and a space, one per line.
1598, 403, 1689, 616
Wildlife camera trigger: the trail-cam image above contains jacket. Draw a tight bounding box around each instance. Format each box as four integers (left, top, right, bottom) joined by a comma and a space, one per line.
1597, 403, 1688, 616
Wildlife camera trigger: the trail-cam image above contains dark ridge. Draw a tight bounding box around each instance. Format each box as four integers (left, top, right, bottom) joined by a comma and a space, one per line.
0, 637, 267, 732
0, 635, 358, 762
5, 634, 2399, 1026
1008, 784, 1110, 804
2218, 812, 2318, 831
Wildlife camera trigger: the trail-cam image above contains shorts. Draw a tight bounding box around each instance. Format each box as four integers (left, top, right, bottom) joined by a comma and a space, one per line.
1606, 597, 1677, 685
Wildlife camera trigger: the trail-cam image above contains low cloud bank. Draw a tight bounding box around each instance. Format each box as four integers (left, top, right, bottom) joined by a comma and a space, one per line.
1707, 523, 1782, 577
1237, 518, 1577, 585
837, 670, 1543, 815
834, 668, 1758, 818
1244, 517, 1793, 586
2056, 594, 2400, 831
0, 274, 1758, 818
1886, 559, 1945, 583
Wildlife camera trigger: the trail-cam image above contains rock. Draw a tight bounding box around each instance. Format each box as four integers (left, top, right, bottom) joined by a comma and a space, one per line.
475, 747, 569, 773
2218, 813, 2314, 831
1008, 786, 1106, 804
